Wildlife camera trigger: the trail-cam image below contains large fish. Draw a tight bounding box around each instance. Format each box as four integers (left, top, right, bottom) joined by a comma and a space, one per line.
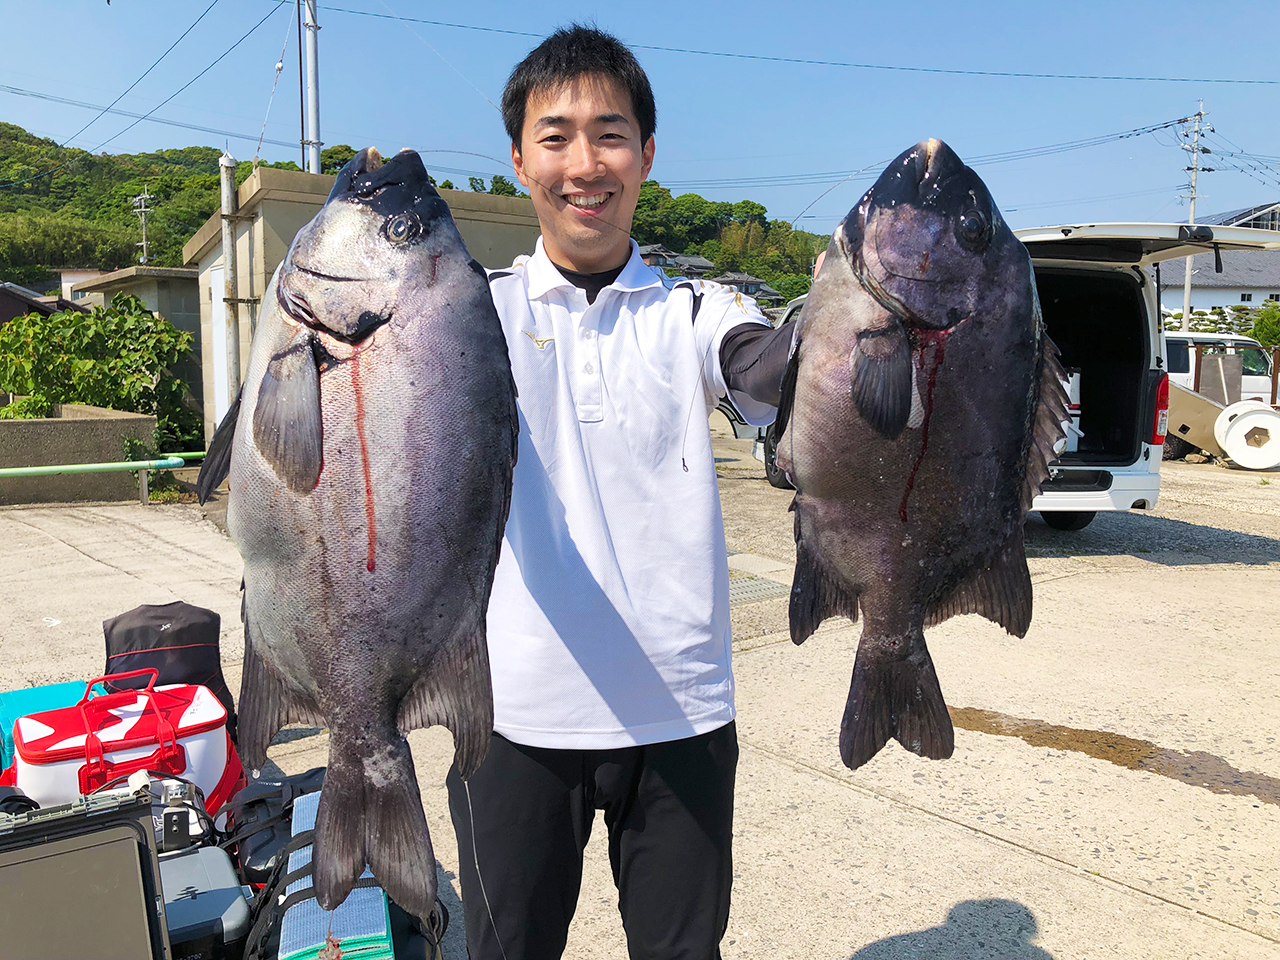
197, 148, 517, 920
774, 139, 1067, 771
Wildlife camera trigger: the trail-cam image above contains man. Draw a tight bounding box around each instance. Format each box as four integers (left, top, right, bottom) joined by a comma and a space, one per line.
445, 25, 796, 960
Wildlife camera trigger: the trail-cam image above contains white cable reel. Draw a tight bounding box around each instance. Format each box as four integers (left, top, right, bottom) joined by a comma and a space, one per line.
1214, 401, 1280, 470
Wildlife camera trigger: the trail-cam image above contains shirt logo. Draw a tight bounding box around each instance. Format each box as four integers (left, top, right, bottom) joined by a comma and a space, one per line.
522, 330, 554, 350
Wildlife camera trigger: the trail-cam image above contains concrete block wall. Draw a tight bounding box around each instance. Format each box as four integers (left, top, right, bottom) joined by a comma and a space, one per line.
0, 405, 157, 504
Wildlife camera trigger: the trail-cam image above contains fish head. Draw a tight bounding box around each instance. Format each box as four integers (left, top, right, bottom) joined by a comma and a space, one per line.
834, 139, 1031, 336
278, 147, 461, 349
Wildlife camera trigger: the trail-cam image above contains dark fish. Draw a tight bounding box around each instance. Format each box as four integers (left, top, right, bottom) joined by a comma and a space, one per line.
774, 139, 1067, 770
197, 148, 517, 920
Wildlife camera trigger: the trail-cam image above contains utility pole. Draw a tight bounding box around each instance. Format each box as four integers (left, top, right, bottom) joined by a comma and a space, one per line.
1180, 101, 1214, 331
303, 0, 322, 174
220, 152, 241, 401
132, 186, 154, 263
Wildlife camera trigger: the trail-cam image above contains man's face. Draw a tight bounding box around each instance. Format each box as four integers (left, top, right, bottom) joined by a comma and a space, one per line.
512, 73, 654, 274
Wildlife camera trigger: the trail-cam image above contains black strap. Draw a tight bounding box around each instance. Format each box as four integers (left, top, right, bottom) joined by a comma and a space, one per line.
691, 288, 703, 325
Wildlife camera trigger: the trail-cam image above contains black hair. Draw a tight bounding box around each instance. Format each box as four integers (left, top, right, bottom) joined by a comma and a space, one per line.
501, 24, 656, 150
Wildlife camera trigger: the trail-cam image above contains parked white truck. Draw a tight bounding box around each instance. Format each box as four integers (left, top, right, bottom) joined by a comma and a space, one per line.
721, 222, 1280, 531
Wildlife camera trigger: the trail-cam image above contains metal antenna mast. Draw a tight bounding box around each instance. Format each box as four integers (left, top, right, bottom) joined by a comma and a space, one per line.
132, 185, 155, 263
1180, 101, 1214, 331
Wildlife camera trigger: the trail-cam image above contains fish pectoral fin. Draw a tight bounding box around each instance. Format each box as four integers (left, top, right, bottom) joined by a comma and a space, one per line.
789, 508, 860, 645
196, 387, 242, 504
251, 331, 324, 495
840, 636, 954, 770
236, 616, 324, 772
1022, 332, 1071, 513
850, 322, 913, 439
926, 531, 1033, 637
397, 615, 495, 779
314, 737, 438, 923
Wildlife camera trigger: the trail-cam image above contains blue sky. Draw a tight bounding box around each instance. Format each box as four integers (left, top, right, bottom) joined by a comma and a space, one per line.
3, 1, 1276, 237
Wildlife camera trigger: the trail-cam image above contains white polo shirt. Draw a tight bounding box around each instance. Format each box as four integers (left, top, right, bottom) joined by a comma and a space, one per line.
485, 238, 776, 749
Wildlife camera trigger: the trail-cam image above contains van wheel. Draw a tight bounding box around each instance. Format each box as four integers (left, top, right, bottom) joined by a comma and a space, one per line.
763, 422, 793, 489
1041, 511, 1096, 531
1162, 435, 1196, 461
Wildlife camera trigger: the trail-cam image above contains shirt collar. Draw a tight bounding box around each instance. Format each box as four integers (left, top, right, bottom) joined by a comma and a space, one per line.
525, 237, 665, 300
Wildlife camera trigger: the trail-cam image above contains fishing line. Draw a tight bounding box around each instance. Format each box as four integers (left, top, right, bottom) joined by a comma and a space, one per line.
463, 779, 510, 960
253, 8, 298, 164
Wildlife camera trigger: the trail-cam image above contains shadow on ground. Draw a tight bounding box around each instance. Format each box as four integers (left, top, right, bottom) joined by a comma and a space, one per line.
1026, 510, 1279, 565
848, 899, 1054, 960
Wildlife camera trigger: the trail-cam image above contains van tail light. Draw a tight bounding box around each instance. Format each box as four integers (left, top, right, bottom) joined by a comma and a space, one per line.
1151, 372, 1169, 445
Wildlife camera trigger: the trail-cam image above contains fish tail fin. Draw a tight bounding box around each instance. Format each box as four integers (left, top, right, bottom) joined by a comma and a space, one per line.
789, 502, 860, 645
839, 635, 954, 770
313, 735, 438, 923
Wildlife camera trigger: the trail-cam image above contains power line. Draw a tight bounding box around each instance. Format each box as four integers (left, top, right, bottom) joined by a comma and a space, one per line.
0, 83, 298, 150
292, 2, 1278, 85
1, 5, 284, 188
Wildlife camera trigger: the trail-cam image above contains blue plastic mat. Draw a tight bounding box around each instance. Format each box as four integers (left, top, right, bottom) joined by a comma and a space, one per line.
277, 791, 395, 960
0, 681, 88, 770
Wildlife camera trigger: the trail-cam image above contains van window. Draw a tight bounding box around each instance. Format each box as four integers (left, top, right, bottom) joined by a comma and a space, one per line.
1166, 339, 1190, 373
1240, 347, 1271, 377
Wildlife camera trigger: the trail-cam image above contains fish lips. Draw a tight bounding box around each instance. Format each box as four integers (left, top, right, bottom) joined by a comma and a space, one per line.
842, 139, 1016, 333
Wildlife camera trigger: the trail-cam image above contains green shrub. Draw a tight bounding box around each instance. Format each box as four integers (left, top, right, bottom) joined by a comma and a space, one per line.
0, 292, 201, 449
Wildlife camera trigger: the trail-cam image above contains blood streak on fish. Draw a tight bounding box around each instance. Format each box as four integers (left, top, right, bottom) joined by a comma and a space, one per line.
898, 331, 949, 523
351, 353, 376, 572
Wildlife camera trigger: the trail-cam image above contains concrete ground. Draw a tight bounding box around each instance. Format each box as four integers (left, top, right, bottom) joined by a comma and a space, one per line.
1, 423, 1277, 959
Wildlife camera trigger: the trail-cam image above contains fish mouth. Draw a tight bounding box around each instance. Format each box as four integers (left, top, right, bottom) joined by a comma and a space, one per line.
277, 281, 392, 346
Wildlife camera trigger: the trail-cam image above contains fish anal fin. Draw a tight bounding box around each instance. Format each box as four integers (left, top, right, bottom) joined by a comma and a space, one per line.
251, 331, 324, 495
1023, 331, 1071, 513
840, 640, 954, 770
313, 737, 438, 924
789, 505, 861, 646
397, 618, 494, 780
196, 388, 241, 504
237, 608, 324, 772
926, 533, 1033, 637
851, 323, 912, 439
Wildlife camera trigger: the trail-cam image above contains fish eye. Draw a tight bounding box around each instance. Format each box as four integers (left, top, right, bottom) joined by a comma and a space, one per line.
385, 213, 420, 245
957, 210, 989, 249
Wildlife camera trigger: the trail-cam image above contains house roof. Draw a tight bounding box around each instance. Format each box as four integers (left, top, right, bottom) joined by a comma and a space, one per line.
638, 244, 679, 257
708, 272, 765, 284
1169, 249, 1280, 289
0, 282, 86, 321
674, 254, 714, 270
1197, 202, 1280, 227
71, 265, 197, 294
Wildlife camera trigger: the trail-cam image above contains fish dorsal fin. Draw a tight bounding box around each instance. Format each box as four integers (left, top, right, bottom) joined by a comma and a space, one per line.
252, 331, 324, 495
196, 387, 241, 505
851, 321, 912, 439
236, 601, 325, 772
1022, 329, 1071, 513
925, 531, 1033, 637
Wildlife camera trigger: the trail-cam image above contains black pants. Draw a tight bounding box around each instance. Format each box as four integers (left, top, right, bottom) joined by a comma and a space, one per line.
445, 722, 738, 960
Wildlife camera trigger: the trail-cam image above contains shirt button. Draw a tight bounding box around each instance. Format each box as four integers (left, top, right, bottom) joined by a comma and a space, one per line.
584, 363, 595, 374
583, 329, 595, 339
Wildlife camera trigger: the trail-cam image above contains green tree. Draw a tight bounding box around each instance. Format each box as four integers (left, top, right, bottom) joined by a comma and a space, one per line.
0, 293, 200, 448
488, 175, 520, 197
439, 179, 455, 190
1250, 301, 1280, 349
321, 144, 357, 175
469, 176, 486, 193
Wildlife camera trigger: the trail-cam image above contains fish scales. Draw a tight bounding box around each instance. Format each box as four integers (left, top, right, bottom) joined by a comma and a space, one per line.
775, 139, 1068, 771
197, 147, 516, 921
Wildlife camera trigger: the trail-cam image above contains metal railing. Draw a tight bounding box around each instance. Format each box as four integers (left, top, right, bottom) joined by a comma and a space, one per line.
0, 453, 205, 505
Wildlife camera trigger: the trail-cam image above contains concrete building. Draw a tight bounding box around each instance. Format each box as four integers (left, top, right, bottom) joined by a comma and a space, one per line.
182, 166, 542, 443
70, 266, 203, 410
60, 268, 107, 301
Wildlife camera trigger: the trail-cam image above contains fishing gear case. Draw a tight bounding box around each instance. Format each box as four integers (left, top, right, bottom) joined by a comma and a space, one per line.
0, 788, 172, 959
103, 601, 238, 743
158, 844, 251, 960
222, 765, 326, 886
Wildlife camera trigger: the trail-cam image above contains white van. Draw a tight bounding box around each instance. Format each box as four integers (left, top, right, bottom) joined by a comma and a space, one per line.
1163, 331, 1275, 403
723, 223, 1280, 531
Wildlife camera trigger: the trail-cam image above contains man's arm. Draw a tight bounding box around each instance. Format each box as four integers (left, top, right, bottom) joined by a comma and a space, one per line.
719, 322, 796, 408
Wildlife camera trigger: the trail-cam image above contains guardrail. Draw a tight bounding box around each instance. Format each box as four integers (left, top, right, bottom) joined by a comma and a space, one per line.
0, 453, 205, 505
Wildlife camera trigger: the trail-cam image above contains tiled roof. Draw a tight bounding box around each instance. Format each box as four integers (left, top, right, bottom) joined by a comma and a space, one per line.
1170, 249, 1280, 289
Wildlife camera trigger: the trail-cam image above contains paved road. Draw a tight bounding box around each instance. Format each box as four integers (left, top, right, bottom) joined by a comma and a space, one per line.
0, 424, 1276, 959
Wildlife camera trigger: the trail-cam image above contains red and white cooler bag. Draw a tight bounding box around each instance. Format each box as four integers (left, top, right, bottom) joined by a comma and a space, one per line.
11, 668, 243, 820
